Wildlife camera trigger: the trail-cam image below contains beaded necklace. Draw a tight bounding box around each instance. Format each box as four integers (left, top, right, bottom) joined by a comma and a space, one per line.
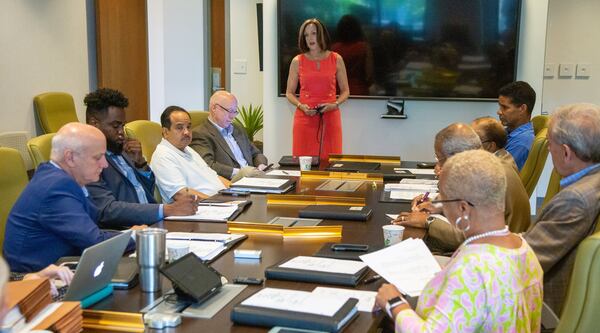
462, 226, 510, 247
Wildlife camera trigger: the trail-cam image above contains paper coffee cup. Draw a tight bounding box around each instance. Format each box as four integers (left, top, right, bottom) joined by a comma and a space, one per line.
167, 243, 190, 262
382, 225, 405, 246
299, 156, 312, 171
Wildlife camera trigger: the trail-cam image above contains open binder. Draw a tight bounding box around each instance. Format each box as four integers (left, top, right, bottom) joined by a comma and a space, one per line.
265, 256, 369, 286
231, 288, 359, 333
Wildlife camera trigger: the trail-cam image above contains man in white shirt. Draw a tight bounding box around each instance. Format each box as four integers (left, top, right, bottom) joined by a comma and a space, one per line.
150, 106, 229, 202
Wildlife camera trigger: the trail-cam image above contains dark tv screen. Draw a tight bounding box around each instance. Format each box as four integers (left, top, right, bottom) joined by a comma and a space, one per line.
278, 0, 521, 100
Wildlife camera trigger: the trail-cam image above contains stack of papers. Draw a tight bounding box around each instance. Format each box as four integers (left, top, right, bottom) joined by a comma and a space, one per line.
360, 239, 441, 297
266, 170, 301, 177
165, 202, 240, 222
165, 232, 246, 261
393, 168, 436, 175
231, 177, 294, 194
384, 181, 438, 201
399, 178, 439, 186
311, 287, 376, 313
242, 288, 349, 317
279, 256, 367, 275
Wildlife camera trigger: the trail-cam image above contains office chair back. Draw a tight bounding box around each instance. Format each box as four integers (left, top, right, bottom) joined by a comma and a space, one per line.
0, 131, 33, 170
0, 148, 29, 250
27, 133, 56, 168
520, 128, 549, 197
124, 120, 162, 162
555, 230, 600, 333
531, 115, 549, 136
189, 111, 209, 129
33, 92, 79, 133
542, 169, 562, 210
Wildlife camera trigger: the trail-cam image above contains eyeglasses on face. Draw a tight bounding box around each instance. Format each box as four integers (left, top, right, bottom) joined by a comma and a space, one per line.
430, 198, 475, 207
215, 103, 238, 115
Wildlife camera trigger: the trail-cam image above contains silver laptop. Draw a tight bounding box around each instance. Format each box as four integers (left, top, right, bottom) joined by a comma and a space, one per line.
62, 231, 132, 301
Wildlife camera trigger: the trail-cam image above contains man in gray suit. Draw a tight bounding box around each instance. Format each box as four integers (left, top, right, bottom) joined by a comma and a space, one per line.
191, 91, 268, 181
524, 103, 600, 316
85, 88, 196, 228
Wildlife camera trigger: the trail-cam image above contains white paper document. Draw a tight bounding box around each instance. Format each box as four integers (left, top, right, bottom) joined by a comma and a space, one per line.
399, 178, 439, 186
280, 256, 367, 275
166, 239, 225, 261
389, 190, 427, 201
166, 232, 245, 244
164, 204, 238, 222
242, 288, 348, 317
394, 168, 436, 175
384, 183, 438, 192
360, 238, 441, 297
386, 214, 399, 220
312, 287, 376, 312
233, 177, 289, 188
266, 170, 301, 177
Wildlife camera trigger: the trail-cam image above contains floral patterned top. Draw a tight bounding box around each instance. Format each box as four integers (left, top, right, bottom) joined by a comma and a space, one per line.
396, 237, 543, 332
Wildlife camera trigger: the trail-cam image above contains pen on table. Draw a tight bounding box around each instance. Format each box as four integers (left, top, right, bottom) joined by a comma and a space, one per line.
363, 274, 382, 284
263, 163, 274, 172
282, 170, 289, 175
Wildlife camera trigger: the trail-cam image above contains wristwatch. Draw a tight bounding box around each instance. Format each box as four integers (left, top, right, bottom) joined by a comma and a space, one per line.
385, 296, 407, 318
426, 215, 436, 228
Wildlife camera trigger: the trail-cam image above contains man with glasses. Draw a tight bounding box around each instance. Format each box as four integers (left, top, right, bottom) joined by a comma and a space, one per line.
524, 103, 600, 317
85, 88, 197, 228
150, 106, 229, 202
191, 90, 268, 181
393, 122, 530, 252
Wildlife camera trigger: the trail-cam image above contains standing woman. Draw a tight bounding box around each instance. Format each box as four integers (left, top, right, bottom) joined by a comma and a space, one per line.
286, 18, 350, 161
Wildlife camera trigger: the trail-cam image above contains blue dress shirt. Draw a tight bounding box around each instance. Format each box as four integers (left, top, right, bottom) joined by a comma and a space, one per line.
506, 122, 534, 171
208, 118, 249, 176
560, 164, 600, 188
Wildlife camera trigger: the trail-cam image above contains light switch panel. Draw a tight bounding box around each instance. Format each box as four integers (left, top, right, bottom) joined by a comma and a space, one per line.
543, 63, 555, 77
233, 59, 247, 74
559, 63, 574, 77
576, 63, 591, 78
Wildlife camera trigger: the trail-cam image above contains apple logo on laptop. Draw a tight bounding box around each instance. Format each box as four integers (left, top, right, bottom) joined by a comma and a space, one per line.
93, 261, 105, 278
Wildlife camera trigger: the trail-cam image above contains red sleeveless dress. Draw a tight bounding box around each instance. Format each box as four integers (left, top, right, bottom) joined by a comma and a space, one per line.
292, 51, 343, 161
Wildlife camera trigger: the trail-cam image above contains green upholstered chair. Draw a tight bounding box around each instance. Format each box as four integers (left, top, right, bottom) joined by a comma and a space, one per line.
189, 110, 210, 129
531, 115, 549, 135
0, 148, 29, 250
27, 133, 56, 168
542, 169, 562, 209
554, 230, 600, 333
519, 128, 549, 197
124, 120, 162, 162
33, 92, 79, 134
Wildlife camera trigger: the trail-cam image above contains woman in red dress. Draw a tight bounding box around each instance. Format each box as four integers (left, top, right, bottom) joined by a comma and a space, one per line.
285, 18, 349, 162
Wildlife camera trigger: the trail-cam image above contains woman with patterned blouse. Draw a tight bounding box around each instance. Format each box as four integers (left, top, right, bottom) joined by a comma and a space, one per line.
375, 150, 543, 332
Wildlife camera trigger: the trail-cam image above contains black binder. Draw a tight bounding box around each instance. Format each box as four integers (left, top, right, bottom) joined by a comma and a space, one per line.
278, 155, 319, 167
231, 296, 359, 333
314, 242, 382, 261
265, 258, 369, 286
325, 161, 380, 172
298, 205, 372, 221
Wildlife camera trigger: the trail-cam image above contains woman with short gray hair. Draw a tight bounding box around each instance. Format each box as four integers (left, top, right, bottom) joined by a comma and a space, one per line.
376, 150, 543, 332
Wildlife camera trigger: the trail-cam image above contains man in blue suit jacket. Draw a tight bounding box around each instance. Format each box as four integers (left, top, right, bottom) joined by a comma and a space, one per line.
85, 88, 197, 228
3, 123, 143, 273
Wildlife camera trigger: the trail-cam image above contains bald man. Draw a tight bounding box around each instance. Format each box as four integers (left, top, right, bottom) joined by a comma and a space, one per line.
190, 90, 268, 181
3, 123, 141, 273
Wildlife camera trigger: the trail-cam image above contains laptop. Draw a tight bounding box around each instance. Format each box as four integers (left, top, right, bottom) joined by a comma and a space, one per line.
57, 231, 132, 301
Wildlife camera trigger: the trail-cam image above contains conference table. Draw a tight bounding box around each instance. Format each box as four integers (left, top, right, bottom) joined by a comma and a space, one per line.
90, 162, 433, 332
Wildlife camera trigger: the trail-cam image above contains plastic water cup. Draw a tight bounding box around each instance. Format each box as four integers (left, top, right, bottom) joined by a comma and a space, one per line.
299, 156, 312, 171
167, 243, 190, 262
382, 225, 405, 246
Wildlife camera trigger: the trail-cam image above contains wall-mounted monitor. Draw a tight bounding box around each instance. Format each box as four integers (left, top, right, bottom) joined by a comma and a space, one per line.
278, 0, 521, 101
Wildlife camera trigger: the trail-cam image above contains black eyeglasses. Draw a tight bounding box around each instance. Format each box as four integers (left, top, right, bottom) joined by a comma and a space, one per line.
215, 103, 238, 115
430, 199, 475, 207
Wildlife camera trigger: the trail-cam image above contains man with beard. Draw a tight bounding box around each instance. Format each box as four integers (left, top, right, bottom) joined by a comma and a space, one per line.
85, 88, 196, 228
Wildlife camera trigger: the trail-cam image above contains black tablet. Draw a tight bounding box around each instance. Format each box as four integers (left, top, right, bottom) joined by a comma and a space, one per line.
160, 253, 223, 304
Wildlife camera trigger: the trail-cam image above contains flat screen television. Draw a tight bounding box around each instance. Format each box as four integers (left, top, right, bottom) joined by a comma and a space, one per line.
278, 0, 521, 101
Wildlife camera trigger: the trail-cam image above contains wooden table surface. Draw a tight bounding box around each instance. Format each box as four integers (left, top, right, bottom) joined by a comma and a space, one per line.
89, 162, 432, 332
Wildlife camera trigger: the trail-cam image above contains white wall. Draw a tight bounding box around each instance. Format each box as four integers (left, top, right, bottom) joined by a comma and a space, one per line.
0, 0, 90, 136
263, 0, 549, 163
147, 0, 206, 122
542, 0, 600, 112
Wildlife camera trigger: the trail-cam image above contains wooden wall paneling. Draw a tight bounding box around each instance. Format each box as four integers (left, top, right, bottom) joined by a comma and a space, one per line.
96, 0, 149, 121
211, 0, 226, 91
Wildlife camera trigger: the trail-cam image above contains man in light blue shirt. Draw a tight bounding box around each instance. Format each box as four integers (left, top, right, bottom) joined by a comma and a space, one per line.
191, 91, 268, 181
497, 81, 536, 170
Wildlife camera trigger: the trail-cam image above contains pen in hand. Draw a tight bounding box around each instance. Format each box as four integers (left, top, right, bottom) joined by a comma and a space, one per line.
363, 274, 382, 284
